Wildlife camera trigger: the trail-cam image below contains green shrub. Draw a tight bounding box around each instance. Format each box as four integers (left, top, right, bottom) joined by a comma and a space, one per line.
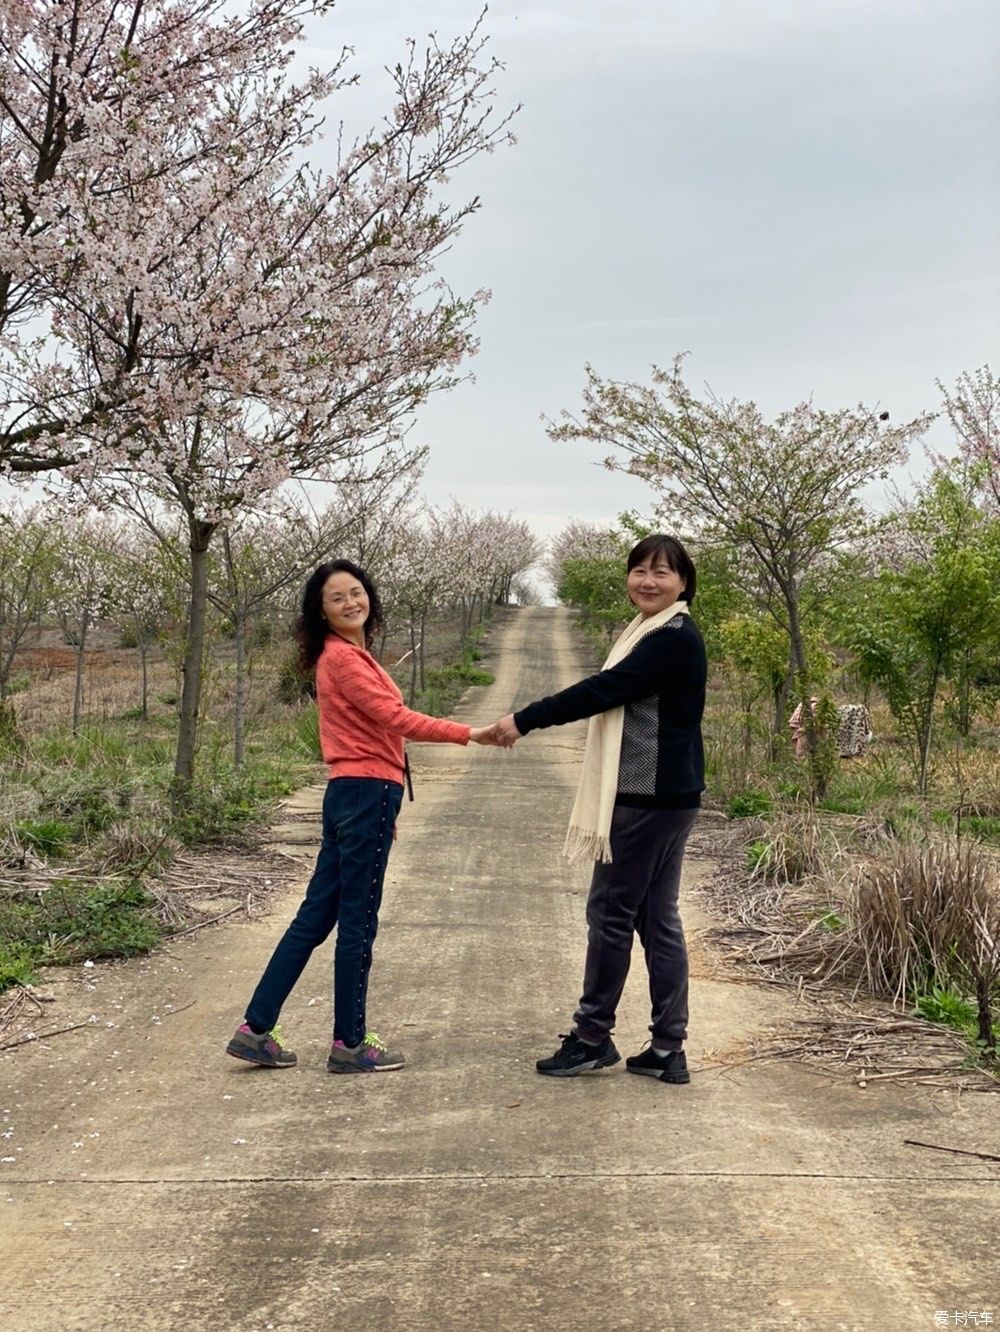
966, 815, 1000, 843
0, 944, 37, 990
276, 654, 315, 705
727, 789, 773, 819
169, 762, 295, 845
426, 660, 494, 690
15, 818, 75, 858
914, 987, 983, 1038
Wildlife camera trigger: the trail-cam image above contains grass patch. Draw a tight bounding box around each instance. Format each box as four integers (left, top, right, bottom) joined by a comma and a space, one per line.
169, 760, 299, 846
727, 789, 773, 819
14, 818, 75, 858
0, 878, 163, 982
965, 814, 1000, 843
914, 986, 999, 1046
0, 944, 37, 990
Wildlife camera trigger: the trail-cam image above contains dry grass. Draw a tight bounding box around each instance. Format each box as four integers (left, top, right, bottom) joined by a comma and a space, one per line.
834, 839, 999, 1005
745, 807, 830, 885
703, 818, 1000, 1088
729, 1003, 999, 1094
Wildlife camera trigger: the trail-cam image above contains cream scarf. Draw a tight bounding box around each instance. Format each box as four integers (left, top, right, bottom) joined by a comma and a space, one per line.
563, 600, 689, 865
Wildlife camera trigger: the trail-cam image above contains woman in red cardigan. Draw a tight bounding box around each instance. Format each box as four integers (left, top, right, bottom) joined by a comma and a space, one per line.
227, 559, 497, 1073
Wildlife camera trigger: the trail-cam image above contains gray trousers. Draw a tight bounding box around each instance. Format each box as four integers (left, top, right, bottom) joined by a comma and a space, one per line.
573, 804, 699, 1050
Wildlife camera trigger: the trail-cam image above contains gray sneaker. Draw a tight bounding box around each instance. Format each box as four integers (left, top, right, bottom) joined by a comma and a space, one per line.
327, 1031, 405, 1073
226, 1023, 297, 1068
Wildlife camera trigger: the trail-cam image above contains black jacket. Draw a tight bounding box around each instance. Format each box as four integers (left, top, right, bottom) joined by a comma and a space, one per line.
513, 614, 706, 809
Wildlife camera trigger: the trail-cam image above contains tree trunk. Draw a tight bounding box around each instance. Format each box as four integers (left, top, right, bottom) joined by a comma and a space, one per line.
418, 609, 427, 693
917, 661, 942, 798
139, 641, 149, 718
957, 648, 972, 737
408, 620, 418, 706
72, 610, 90, 734
173, 516, 216, 798
785, 592, 827, 799
233, 610, 247, 767
770, 661, 795, 760
0, 627, 24, 700
974, 974, 995, 1051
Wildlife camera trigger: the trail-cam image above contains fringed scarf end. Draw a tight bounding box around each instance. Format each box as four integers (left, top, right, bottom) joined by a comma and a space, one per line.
562, 824, 613, 865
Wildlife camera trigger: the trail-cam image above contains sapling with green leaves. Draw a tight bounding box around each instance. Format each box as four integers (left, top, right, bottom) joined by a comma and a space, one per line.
548, 355, 932, 797
837, 468, 1000, 794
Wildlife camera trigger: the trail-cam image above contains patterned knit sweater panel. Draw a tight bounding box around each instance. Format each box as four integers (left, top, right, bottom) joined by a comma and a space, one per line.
513, 615, 706, 807
316, 635, 470, 783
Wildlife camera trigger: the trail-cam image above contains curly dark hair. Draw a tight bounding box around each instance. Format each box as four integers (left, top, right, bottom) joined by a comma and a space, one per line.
294, 560, 385, 671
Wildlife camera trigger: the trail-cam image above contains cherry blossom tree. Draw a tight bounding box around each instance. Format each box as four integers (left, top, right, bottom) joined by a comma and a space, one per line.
938, 365, 999, 512
480, 511, 541, 608
210, 493, 377, 766
387, 512, 445, 701
108, 527, 185, 719
0, 503, 56, 701
545, 519, 627, 597
49, 512, 121, 732
549, 356, 932, 795
1, 2, 515, 792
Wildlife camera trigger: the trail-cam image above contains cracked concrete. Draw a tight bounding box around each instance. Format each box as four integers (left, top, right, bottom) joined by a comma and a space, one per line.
1, 607, 997, 1332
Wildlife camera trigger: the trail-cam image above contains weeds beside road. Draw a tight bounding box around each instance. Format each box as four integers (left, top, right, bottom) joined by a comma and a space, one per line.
0, 613, 498, 993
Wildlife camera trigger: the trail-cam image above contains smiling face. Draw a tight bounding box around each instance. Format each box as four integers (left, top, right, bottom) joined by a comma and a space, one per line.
626, 553, 686, 619
321, 571, 370, 643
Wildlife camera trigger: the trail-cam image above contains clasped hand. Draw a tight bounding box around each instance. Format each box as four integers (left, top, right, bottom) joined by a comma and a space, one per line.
469, 714, 521, 748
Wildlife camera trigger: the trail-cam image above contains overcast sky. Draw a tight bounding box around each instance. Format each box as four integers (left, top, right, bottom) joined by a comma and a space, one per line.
301, 0, 999, 546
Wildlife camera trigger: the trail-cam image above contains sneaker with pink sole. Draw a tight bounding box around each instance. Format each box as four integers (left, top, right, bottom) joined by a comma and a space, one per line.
226, 1023, 297, 1068
327, 1031, 405, 1073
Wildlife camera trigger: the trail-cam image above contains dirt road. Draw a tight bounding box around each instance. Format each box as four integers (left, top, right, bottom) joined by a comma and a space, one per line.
2, 608, 996, 1331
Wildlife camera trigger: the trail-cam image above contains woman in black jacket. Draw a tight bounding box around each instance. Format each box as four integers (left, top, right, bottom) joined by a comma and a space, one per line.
493, 534, 706, 1084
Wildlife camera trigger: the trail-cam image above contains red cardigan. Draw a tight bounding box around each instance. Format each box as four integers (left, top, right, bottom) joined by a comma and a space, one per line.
316, 634, 470, 782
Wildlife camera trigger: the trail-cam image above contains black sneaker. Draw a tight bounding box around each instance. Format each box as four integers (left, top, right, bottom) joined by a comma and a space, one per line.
536, 1032, 621, 1077
625, 1046, 689, 1084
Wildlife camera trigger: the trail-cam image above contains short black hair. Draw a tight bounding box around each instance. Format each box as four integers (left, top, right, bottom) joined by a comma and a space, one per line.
626, 534, 697, 603
294, 559, 385, 670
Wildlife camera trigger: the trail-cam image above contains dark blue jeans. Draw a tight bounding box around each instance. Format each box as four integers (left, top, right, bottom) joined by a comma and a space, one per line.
245, 777, 403, 1047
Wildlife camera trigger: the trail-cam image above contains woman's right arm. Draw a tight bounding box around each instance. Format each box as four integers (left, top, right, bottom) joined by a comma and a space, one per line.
513, 625, 703, 734
325, 650, 471, 745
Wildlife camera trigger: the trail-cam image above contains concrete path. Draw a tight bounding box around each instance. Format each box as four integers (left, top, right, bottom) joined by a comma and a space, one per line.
2, 607, 997, 1332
